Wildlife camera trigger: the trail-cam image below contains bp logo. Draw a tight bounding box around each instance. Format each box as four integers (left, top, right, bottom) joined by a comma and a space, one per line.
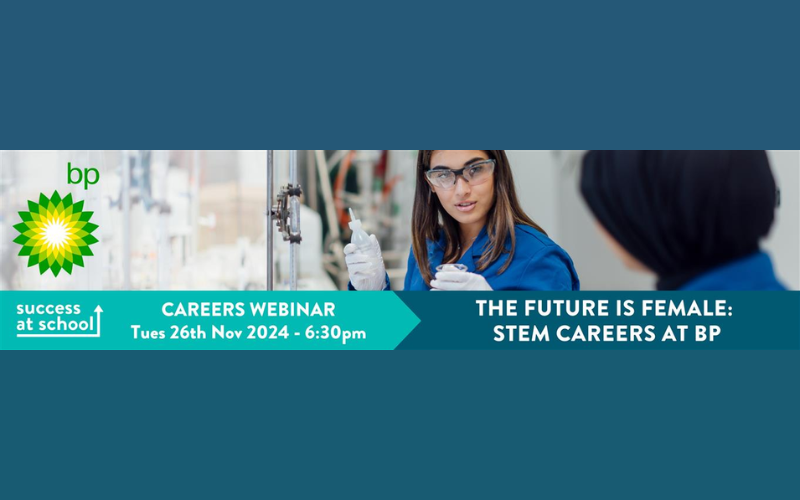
12, 191, 99, 277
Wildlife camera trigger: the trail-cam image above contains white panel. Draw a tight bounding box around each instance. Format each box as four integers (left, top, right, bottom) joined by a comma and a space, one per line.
764, 150, 799, 289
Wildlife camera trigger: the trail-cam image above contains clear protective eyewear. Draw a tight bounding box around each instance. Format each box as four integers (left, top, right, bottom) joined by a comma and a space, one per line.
425, 159, 496, 190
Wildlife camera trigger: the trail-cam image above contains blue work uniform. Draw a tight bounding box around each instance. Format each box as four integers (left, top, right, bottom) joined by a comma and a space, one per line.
400, 224, 580, 291
679, 251, 786, 291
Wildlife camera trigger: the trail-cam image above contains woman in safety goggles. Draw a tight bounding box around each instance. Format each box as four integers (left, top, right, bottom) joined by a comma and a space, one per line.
345, 150, 580, 291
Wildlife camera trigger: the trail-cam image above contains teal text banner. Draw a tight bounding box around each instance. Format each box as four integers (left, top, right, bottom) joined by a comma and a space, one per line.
3, 291, 799, 350
1, 292, 420, 350
397, 292, 800, 350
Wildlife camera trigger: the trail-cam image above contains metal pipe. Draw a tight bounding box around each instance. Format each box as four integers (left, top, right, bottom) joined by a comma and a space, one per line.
266, 150, 274, 290
84, 150, 102, 291
306, 149, 318, 211
327, 150, 349, 171
315, 150, 341, 243
0, 150, 11, 290
156, 151, 171, 290
121, 150, 131, 290
191, 150, 200, 259
289, 150, 299, 291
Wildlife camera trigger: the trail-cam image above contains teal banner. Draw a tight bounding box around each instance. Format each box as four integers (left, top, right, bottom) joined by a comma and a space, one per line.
0, 292, 419, 350
397, 292, 800, 350
2, 291, 799, 350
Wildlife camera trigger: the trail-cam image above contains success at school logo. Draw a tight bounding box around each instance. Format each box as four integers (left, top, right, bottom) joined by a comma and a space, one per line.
12, 191, 99, 277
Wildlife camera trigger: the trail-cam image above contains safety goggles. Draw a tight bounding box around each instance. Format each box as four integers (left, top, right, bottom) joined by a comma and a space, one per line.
425, 159, 496, 190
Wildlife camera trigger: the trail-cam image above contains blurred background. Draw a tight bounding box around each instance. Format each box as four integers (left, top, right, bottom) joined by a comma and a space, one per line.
1, 150, 797, 291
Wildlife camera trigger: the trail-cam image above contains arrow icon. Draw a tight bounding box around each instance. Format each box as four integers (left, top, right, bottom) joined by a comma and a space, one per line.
94, 305, 103, 337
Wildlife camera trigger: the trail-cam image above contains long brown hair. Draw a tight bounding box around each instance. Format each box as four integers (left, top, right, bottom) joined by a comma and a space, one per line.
412, 150, 546, 286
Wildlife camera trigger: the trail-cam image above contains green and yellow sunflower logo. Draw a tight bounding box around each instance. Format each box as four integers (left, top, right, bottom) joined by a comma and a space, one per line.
12, 191, 99, 277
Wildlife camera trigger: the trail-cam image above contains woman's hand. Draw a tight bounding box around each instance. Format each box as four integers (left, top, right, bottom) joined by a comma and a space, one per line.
344, 234, 387, 291
431, 271, 493, 291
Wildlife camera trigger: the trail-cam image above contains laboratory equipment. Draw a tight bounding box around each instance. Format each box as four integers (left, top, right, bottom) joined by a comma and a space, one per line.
348, 208, 372, 254
267, 150, 303, 291
436, 264, 468, 273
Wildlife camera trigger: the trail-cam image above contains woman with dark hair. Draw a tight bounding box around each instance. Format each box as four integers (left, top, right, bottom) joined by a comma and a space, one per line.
580, 150, 786, 291
345, 150, 580, 291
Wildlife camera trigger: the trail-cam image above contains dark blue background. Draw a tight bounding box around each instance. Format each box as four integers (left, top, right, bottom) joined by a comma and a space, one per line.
398, 292, 800, 350
2, 352, 798, 498
2, 0, 800, 497
1, 1, 799, 148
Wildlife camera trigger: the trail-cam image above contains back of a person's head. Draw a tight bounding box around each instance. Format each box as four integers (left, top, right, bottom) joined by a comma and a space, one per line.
580, 150, 777, 285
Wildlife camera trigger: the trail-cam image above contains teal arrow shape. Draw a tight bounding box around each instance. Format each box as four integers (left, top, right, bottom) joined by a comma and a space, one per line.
1, 291, 421, 351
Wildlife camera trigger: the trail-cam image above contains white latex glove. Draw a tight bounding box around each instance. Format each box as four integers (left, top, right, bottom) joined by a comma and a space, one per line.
431, 271, 493, 291
344, 234, 387, 291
